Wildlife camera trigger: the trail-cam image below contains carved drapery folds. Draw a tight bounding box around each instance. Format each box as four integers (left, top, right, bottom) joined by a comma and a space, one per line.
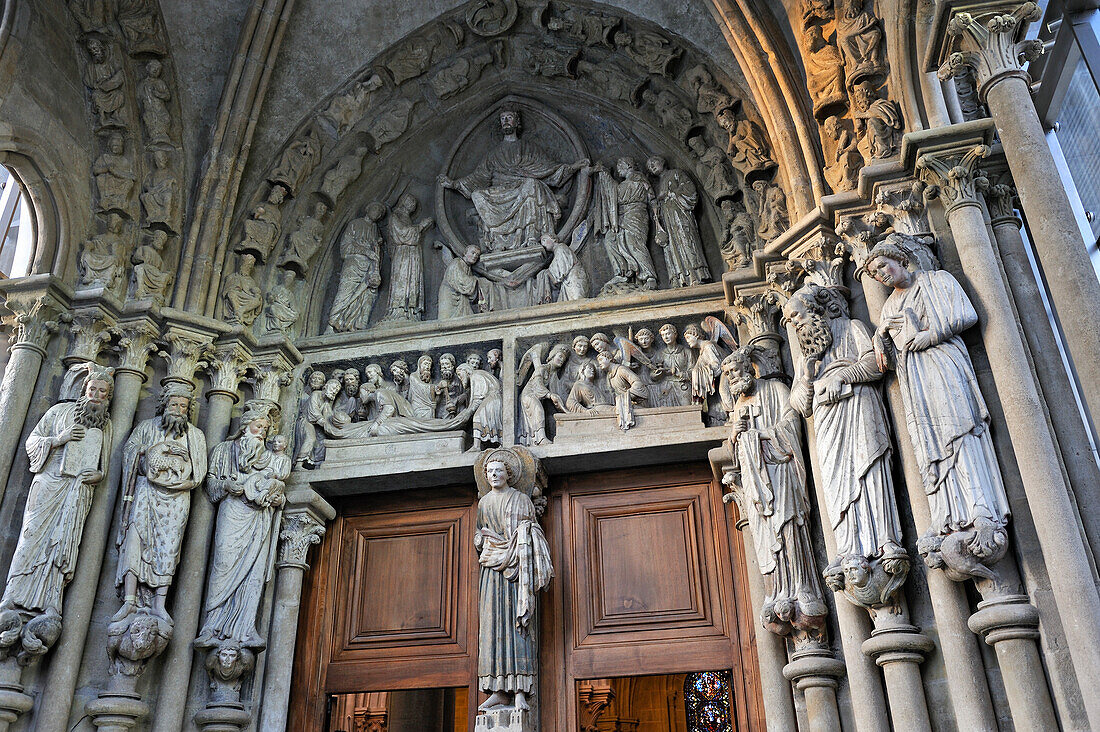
794, 0, 902, 192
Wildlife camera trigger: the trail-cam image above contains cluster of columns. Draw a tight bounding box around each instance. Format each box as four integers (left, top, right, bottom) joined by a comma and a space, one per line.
0, 284, 333, 732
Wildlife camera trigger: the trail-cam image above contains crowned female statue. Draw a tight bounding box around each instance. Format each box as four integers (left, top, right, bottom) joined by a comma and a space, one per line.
473, 447, 553, 717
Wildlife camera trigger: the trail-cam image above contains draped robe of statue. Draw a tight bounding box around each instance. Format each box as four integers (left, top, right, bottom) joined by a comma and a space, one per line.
116, 417, 207, 597
605, 174, 658, 284
475, 486, 553, 696
438, 256, 483, 319
727, 378, 824, 627
655, 343, 692, 407
408, 374, 438, 418
197, 436, 290, 648
343, 384, 475, 438
465, 369, 503, 445
2, 402, 111, 616
385, 213, 427, 321
295, 388, 346, 467
328, 216, 382, 332
654, 169, 709, 287
879, 269, 1010, 534
453, 136, 575, 251
534, 241, 588, 302
791, 315, 899, 560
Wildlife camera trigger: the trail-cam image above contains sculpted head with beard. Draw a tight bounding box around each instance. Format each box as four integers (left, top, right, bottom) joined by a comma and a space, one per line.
719, 348, 756, 411
782, 283, 848, 363
156, 383, 196, 438
76, 368, 114, 429
234, 400, 278, 467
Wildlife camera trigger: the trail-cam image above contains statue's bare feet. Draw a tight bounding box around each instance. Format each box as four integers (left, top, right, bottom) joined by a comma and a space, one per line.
515, 691, 530, 711
478, 691, 510, 711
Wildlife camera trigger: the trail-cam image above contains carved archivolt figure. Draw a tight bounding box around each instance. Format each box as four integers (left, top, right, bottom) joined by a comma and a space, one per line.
613, 29, 681, 75
804, 26, 846, 116
718, 113, 774, 178
784, 282, 906, 592
751, 180, 790, 242
222, 254, 263, 327
268, 128, 321, 195
141, 149, 180, 231
687, 136, 738, 202
131, 230, 173, 303
383, 193, 433, 322
439, 106, 587, 252
851, 81, 901, 160
320, 147, 370, 203
197, 402, 288, 649
329, 203, 385, 333
685, 64, 735, 117
720, 349, 828, 637
534, 234, 588, 303
835, 0, 885, 84
281, 201, 329, 276
0, 366, 113, 663
265, 269, 299, 335
518, 343, 569, 445
719, 201, 756, 270
114, 384, 207, 624
236, 185, 286, 261
137, 60, 172, 144
823, 116, 861, 193
83, 37, 128, 129
866, 237, 1011, 579
474, 448, 553, 714
94, 133, 136, 214
80, 213, 128, 292
648, 157, 709, 287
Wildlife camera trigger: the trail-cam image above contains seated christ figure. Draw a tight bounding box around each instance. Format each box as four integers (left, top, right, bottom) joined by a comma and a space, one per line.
440, 105, 588, 251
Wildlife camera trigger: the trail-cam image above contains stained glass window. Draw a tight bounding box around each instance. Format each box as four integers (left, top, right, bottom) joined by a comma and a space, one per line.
684, 670, 733, 732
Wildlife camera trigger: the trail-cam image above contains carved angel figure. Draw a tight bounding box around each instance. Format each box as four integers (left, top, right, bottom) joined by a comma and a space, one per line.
518, 343, 569, 445
683, 317, 738, 405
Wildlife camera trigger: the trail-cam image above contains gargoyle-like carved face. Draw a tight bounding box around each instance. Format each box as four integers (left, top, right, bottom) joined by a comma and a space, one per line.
843, 556, 871, 587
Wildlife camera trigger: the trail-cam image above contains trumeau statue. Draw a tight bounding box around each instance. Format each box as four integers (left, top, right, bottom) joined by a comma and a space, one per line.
383, 193, 433, 322
594, 157, 658, 294
130, 229, 173, 303
222, 254, 263, 327
438, 105, 588, 252
114, 384, 207, 625
783, 277, 909, 611
518, 342, 569, 445
473, 447, 552, 717
866, 236, 1011, 582
197, 401, 289, 650
0, 365, 114, 663
236, 185, 287, 262
281, 201, 329, 276
328, 203, 385, 332
647, 156, 710, 287
720, 348, 828, 640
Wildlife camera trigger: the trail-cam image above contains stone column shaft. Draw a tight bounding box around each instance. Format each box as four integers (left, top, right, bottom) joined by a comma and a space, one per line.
732, 517, 798, 732
937, 190, 1100, 729
257, 494, 332, 732
982, 74, 1100, 431
803, 430, 890, 732
860, 279, 998, 730
783, 648, 845, 732
149, 388, 237, 732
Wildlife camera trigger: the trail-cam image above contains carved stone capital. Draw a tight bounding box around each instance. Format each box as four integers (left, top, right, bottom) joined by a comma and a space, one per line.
64, 310, 115, 366
277, 512, 327, 570
982, 171, 1019, 225
249, 353, 294, 405
158, 328, 215, 388
206, 343, 251, 401
112, 320, 160, 380
916, 144, 991, 215
730, 292, 780, 341
938, 3, 1044, 101
1, 294, 64, 356
874, 180, 931, 237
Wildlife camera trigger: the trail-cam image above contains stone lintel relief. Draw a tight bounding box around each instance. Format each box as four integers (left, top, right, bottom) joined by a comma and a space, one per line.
226, 0, 792, 345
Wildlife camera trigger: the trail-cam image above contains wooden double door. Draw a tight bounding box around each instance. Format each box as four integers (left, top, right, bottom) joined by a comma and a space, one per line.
290, 463, 764, 730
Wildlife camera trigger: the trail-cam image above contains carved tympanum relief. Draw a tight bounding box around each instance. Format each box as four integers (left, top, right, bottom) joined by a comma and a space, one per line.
225, 1, 790, 341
